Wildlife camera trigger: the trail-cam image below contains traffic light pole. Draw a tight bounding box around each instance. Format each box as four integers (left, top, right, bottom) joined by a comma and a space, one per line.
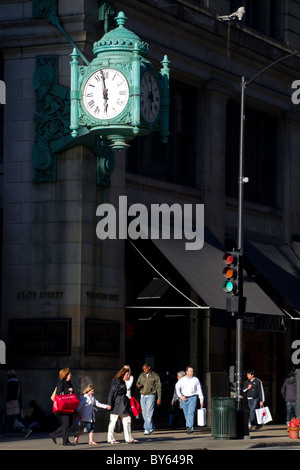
236, 50, 300, 438
235, 75, 246, 437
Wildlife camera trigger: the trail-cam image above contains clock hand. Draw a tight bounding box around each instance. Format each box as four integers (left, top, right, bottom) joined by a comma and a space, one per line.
148, 80, 154, 110
100, 71, 109, 114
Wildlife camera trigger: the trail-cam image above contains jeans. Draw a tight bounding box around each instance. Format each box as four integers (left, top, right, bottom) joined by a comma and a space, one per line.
181, 395, 197, 430
247, 397, 259, 425
286, 401, 296, 424
140, 394, 156, 433
84, 421, 95, 433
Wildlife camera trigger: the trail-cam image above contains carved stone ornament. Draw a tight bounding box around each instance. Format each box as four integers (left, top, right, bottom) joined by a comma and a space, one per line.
32, 0, 58, 22
32, 55, 70, 182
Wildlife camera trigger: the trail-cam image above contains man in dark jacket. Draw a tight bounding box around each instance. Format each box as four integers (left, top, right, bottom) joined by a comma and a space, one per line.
281, 372, 297, 425
243, 369, 265, 430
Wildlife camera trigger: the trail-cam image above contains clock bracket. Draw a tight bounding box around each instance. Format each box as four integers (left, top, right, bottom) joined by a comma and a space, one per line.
32, 55, 114, 185
31, 1, 117, 184
31, 2, 169, 180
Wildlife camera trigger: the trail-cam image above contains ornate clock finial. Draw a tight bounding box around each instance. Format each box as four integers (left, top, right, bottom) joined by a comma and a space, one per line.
93, 10, 148, 57
115, 11, 127, 26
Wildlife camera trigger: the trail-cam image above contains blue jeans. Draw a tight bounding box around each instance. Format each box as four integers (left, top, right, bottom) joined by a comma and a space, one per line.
84, 421, 95, 433
247, 397, 259, 425
140, 394, 156, 433
182, 395, 197, 430
286, 401, 296, 424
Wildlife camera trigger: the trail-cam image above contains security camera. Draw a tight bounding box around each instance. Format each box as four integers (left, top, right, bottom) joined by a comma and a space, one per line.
231, 7, 245, 20
217, 6, 245, 22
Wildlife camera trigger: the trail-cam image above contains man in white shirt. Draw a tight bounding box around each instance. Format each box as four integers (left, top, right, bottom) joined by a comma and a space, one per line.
175, 366, 204, 433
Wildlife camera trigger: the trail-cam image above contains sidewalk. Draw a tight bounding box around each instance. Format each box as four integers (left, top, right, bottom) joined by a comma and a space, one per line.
0, 424, 299, 451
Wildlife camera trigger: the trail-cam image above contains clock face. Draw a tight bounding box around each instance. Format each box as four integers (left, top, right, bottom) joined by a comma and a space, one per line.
83, 68, 129, 120
140, 71, 161, 122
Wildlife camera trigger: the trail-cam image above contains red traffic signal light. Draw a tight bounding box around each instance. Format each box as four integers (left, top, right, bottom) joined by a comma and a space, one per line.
223, 251, 238, 266
222, 251, 239, 294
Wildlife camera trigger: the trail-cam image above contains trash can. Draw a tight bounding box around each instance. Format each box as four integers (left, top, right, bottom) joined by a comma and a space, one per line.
211, 397, 236, 439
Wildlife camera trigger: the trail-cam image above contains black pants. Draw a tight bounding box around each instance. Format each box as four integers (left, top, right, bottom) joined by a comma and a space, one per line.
51, 414, 73, 444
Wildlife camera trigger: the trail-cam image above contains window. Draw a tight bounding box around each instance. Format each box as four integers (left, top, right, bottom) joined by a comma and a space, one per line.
127, 79, 197, 188
0, 53, 3, 164
226, 100, 278, 208
230, 0, 284, 42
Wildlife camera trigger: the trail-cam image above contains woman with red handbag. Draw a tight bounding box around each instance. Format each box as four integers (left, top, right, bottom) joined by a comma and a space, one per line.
50, 368, 76, 446
107, 366, 139, 444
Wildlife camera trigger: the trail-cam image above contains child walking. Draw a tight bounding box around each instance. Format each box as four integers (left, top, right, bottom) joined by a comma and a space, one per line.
75, 384, 111, 445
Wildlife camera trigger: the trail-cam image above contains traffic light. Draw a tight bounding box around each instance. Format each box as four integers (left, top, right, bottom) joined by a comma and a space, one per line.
222, 251, 239, 294
222, 250, 247, 314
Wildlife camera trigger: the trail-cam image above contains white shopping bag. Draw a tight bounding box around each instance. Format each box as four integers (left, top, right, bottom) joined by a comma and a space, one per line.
197, 408, 207, 426
255, 406, 272, 425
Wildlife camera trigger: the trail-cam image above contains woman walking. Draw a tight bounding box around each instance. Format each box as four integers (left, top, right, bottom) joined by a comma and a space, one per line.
50, 368, 76, 446
107, 366, 138, 444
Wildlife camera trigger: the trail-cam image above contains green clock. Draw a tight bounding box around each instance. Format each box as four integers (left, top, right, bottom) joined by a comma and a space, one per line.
69, 11, 170, 149
82, 68, 129, 120
140, 71, 161, 123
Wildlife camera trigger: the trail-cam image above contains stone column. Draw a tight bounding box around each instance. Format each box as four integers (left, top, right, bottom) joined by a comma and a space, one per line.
202, 81, 231, 244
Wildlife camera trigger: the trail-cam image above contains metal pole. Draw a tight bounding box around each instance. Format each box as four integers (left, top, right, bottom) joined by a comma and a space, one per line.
235, 76, 246, 437
238, 77, 246, 253
235, 51, 300, 438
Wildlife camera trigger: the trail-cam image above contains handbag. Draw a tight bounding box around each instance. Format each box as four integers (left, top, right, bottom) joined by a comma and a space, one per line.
53, 393, 80, 414
255, 406, 272, 425
6, 399, 20, 416
130, 396, 142, 416
50, 386, 57, 402
197, 407, 207, 426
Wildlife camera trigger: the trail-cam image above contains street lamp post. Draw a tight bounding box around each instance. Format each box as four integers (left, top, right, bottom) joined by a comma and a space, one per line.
236, 50, 300, 438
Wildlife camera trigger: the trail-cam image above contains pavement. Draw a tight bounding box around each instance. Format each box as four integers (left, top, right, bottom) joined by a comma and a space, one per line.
1, 423, 300, 452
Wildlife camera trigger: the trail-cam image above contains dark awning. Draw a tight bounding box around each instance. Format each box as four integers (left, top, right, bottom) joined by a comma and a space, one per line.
242, 238, 300, 317
137, 278, 169, 300
151, 230, 284, 317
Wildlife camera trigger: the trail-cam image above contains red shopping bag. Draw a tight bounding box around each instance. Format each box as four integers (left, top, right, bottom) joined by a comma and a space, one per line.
53, 393, 79, 414
130, 397, 142, 416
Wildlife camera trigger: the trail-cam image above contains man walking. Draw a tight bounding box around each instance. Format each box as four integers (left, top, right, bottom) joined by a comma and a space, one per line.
281, 371, 297, 425
175, 366, 204, 433
243, 369, 265, 430
136, 363, 162, 435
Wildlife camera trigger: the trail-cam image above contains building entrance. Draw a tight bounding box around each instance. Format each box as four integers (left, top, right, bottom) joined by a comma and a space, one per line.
125, 240, 193, 427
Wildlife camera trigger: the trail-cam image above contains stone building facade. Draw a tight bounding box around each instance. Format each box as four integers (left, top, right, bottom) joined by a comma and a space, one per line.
0, 0, 300, 430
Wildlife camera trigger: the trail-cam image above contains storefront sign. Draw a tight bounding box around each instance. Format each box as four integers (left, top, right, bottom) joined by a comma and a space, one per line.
85, 319, 120, 356
8, 319, 71, 355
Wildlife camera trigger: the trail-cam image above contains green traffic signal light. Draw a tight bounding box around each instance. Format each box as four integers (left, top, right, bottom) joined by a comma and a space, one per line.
222, 279, 237, 293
